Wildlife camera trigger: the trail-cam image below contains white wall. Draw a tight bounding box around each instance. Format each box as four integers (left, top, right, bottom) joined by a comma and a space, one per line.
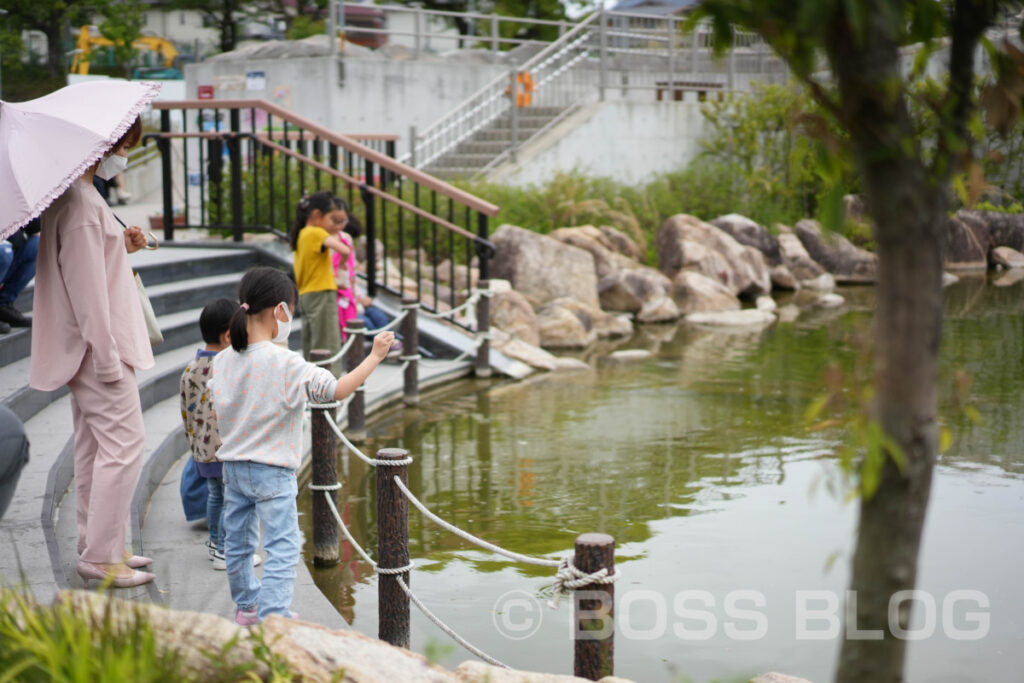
493, 100, 707, 187
184, 54, 505, 156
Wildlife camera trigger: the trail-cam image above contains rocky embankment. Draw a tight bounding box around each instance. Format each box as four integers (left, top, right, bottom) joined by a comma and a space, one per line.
369, 207, 1024, 372
54, 590, 810, 683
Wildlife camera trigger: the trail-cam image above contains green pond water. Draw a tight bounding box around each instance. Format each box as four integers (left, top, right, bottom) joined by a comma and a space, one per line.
300, 273, 1024, 683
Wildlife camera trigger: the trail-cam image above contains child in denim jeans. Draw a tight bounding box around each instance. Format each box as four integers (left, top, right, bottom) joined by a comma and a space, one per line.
210, 267, 393, 625
180, 298, 267, 570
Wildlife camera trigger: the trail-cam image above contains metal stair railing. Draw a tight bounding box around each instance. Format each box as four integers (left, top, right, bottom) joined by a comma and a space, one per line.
147, 99, 498, 326
405, 13, 600, 170
404, 12, 787, 175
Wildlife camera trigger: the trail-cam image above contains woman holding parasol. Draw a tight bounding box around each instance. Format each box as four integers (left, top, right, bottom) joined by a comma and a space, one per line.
2, 81, 162, 587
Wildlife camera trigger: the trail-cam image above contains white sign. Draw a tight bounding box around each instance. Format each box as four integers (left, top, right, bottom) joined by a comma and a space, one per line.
246, 71, 267, 91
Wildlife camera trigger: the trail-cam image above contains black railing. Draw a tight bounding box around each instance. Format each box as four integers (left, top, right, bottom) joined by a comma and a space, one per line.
147, 99, 497, 323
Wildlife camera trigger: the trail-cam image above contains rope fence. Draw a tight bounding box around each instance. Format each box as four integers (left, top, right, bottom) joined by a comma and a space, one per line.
307, 435, 619, 678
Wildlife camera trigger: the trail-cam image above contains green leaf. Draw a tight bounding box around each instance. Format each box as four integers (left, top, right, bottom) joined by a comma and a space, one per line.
819, 183, 845, 232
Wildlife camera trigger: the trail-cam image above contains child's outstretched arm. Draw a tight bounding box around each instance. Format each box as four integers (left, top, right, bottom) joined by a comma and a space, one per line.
333, 331, 396, 400
322, 234, 351, 257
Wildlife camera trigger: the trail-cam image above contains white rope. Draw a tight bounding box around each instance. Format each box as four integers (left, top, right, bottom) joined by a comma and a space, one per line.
396, 576, 510, 669
420, 290, 482, 320
308, 482, 343, 491
451, 332, 491, 363
319, 489, 509, 669
543, 555, 622, 608
322, 489, 378, 567
313, 333, 359, 367
365, 309, 408, 335
391, 475, 560, 568
323, 412, 414, 467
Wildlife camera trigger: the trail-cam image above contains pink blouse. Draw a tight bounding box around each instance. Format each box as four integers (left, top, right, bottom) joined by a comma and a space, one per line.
30, 177, 154, 390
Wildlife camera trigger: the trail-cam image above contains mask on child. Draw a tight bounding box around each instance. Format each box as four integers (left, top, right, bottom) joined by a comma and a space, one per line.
272, 302, 293, 344
96, 153, 128, 181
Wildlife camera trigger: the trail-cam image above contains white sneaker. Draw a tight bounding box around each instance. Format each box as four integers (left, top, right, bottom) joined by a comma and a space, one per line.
212, 556, 227, 571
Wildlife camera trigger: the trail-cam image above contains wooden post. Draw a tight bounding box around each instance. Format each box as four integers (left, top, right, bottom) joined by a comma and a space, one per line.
376, 448, 411, 648
401, 298, 419, 406
310, 349, 340, 567
574, 533, 615, 681
346, 319, 366, 441
475, 280, 492, 378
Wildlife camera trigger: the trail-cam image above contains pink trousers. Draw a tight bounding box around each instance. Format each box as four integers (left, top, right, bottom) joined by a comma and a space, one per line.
67, 351, 145, 564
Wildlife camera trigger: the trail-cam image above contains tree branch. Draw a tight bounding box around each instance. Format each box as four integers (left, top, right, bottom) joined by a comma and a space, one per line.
933, 0, 996, 180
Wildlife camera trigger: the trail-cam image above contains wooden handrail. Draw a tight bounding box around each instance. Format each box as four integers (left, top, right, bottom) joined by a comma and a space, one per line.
152, 98, 499, 217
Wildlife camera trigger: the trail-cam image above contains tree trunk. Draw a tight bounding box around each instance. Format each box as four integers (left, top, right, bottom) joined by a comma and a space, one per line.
44, 14, 63, 78
828, 6, 947, 682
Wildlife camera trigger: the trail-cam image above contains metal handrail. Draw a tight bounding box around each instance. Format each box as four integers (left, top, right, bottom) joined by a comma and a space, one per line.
406, 13, 600, 168
152, 98, 498, 217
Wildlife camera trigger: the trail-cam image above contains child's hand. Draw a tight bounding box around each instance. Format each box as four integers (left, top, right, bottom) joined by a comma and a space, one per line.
371, 331, 395, 360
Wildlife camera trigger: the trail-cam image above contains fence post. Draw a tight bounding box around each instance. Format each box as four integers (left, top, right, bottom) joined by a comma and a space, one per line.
409, 125, 417, 167
345, 319, 367, 441
159, 109, 174, 242
490, 14, 499, 53
361, 179, 376, 297
666, 17, 675, 85
574, 533, 615, 681
228, 109, 243, 242
401, 298, 419, 406
310, 349, 340, 567
598, 11, 608, 102
414, 6, 422, 57
377, 447, 411, 648
508, 70, 519, 163
475, 279, 491, 378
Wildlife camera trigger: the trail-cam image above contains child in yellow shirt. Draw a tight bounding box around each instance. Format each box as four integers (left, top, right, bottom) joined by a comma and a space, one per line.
288, 191, 351, 375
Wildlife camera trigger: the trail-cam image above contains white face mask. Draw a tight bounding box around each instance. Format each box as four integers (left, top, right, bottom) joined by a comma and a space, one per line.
96, 152, 127, 181
272, 302, 293, 344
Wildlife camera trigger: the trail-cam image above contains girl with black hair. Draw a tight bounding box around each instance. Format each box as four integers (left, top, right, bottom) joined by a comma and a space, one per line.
288, 191, 350, 374
209, 266, 393, 626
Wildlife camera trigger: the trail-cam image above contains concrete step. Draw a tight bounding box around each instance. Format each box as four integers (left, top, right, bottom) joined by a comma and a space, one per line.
0, 246, 258, 369
454, 141, 512, 155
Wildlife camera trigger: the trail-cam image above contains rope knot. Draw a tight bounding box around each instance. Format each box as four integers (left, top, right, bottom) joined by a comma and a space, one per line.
543, 555, 620, 608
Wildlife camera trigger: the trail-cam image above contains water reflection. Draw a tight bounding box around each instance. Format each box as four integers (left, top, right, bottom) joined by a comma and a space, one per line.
298, 273, 1024, 681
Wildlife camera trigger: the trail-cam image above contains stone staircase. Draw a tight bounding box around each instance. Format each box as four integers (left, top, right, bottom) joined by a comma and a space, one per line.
421, 105, 570, 180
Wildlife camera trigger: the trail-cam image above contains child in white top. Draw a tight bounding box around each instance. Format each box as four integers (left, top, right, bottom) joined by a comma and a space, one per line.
210, 266, 393, 625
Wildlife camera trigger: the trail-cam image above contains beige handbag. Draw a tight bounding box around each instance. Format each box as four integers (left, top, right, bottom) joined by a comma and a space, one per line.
115, 214, 162, 345
134, 270, 163, 345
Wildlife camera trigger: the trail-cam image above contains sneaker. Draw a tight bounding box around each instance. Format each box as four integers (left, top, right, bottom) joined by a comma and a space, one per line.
234, 607, 259, 627
210, 544, 263, 568
0, 304, 27, 327
212, 556, 227, 571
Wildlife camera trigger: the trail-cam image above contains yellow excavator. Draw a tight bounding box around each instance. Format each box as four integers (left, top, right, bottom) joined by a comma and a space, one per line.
70, 25, 180, 76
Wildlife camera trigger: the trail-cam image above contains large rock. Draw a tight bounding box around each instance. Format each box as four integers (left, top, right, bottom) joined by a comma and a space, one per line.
670, 270, 742, 313
769, 264, 800, 290
493, 337, 590, 372
686, 309, 777, 327
656, 214, 771, 296
455, 661, 630, 682
550, 226, 638, 279
260, 615, 454, 682
969, 210, 1024, 253
793, 219, 877, 283
777, 226, 829, 284
490, 224, 600, 309
598, 267, 673, 313
535, 297, 631, 348
637, 294, 681, 323
711, 213, 784, 265
536, 300, 598, 348
490, 289, 540, 346
598, 225, 645, 262
992, 246, 1024, 269
945, 212, 989, 269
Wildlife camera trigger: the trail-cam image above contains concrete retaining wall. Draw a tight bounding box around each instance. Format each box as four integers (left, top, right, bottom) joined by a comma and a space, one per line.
492, 100, 708, 186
